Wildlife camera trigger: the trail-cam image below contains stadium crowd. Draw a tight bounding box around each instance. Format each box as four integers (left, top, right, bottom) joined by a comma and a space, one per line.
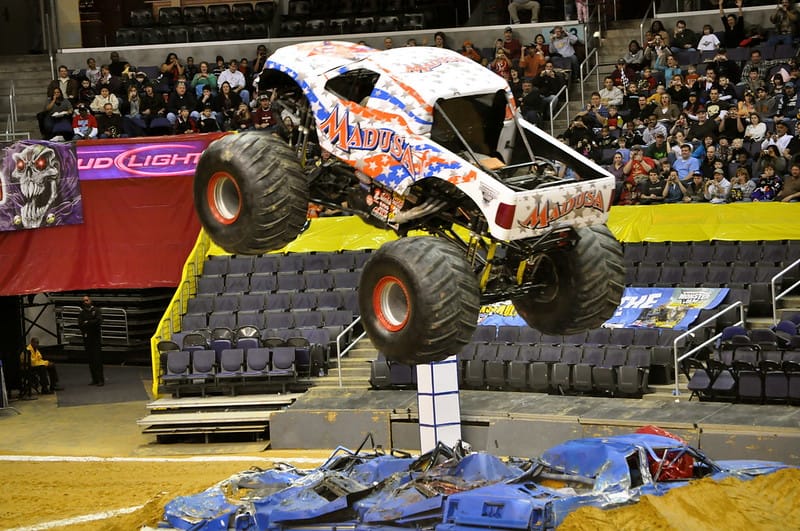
35, 0, 800, 204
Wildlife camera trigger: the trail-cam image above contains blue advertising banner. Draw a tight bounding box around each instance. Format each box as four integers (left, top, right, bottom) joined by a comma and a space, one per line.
605, 287, 729, 330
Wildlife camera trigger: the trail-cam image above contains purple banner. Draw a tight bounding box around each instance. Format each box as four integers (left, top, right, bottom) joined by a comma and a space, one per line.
0, 140, 84, 231
76, 136, 221, 180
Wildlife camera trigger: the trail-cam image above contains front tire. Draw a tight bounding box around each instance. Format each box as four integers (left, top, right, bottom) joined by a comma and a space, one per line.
359, 237, 480, 365
194, 132, 309, 255
512, 225, 624, 335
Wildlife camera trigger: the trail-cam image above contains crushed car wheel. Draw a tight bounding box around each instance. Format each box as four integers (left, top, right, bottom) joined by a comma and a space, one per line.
512, 225, 624, 335
194, 132, 309, 255
359, 237, 480, 365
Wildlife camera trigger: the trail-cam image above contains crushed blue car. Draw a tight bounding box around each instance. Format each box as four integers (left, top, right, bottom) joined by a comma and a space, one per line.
156, 432, 792, 531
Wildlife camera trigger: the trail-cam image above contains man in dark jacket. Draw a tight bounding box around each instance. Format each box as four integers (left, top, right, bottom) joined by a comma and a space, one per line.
78, 295, 104, 386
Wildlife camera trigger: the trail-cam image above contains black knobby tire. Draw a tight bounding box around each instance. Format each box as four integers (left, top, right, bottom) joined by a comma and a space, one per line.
359, 237, 480, 365
194, 132, 309, 255
512, 225, 624, 335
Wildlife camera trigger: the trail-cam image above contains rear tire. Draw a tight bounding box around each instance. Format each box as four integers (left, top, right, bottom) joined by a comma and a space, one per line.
512, 225, 624, 335
359, 237, 480, 365
194, 132, 309, 255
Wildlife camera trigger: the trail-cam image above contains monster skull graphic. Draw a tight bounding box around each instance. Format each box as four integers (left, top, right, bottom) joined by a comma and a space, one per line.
11, 144, 60, 228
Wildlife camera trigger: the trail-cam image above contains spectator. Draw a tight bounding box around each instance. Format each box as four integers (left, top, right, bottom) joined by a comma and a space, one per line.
120, 85, 146, 137
519, 43, 546, 78
737, 91, 757, 116
97, 102, 123, 138
683, 171, 708, 201
532, 34, 550, 57
670, 19, 697, 54
704, 167, 731, 202
90, 86, 119, 115
159, 52, 185, 93
139, 83, 167, 132
461, 41, 482, 63
432, 31, 448, 49
490, 49, 512, 80
639, 168, 666, 204
654, 93, 681, 126
518, 78, 543, 123
756, 144, 788, 175
646, 134, 670, 161
696, 68, 719, 98
741, 49, 784, 84
383, 37, 393, 50
22, 338, 61, 394
509, 68, 523, 100
166, 81, 198, 125
696, 24, 721, 53
38, 86, 73, 139
184, 56, 198, 81
704, 88, 729, 122
76, 78, 95, 107
719, 0, 745, 49
622, 84, 642, 116
623, 41, 644, 72
508, 0, 540, 24
607, 151, 627, 201
599, 76, 624, 107
611, 58, 638, 91
673, 142, 701, 179
687, 109, 715, 142
105, 50, 125, 77
754, 86, 778, 119
716, 74, 737, 103
606, 105, 624, 131
218, 59, 250, 105
72, 103, 98, 139
278, 115, 300, 146
253, 93, 279, 132
621, 121, 644, 147
624, 145, 656, 185
717, 108, 741, 140
776, 162, 800, 201
768, 0, 799, 46
638, 67, 658, 95
751, 163, 783, 201
699, 144, 720, 176
500, 27, 522, 64
728, 167, 756, 201
173, 105, 198, 134
239, 57, 253, 89
85, 57, 101, 86
684, 64, 700, 90
775, 82, 798, 118
597, 126, 618, 151
218, 81, 242, 129
666, 74, 689, 106
212, 55, 226, 77
95, 64, 122, 96
197, 104, 219, 133
533, 60, 564, 109
662, 169, 687, 202
706, 48, 740, 84
252, 44, 269, 74
670, 130, 688, 157
617, 179, 641, 205
643, 34, 671, 71
127, 71, 149, 95
47, 65, 79, 106
762, 120, 793, 153
230, 101, 252, 130
549, 26, 579, 81
740, 69, 766, 94
562, 116, 593, 151
642, 115, 668, 145
191, 61, 218, 97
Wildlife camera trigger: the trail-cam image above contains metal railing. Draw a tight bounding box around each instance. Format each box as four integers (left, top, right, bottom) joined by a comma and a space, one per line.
548, 84, 569, 136
772, 258, 800, 324
671, 300, 745, 398
640, 0, 657, 52
336, 317, 367, 388
578, 48, 600, 106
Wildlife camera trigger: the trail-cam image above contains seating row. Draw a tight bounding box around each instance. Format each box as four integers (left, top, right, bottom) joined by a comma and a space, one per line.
181, 309, 354, 342
471, 324, 687, 349
622, 241, 799, 268
130, 3, 276, 27
116, 23, 269, 45
203, 251, 370, 276
159, 346, 297, 396
197, 270, 362, 295
687, 355, 800, 404
279, 13, 425, 37
187, 290, 359, 315
626, 262, 790, 288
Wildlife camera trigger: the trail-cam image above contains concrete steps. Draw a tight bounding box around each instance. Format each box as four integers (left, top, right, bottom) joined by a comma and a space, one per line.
311, 338, 377, 390
0, 54, 54, 138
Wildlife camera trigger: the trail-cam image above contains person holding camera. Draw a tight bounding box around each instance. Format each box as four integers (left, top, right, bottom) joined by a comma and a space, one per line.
663, 169, 687, 202
519, 42, 546, 78
769, 0, 799, 46
704, 168, 731, 203
623, 146, 656, 186
549, 26, 579, 81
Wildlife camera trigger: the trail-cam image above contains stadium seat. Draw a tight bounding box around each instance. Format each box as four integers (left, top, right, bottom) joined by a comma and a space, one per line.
115, 28, 139, 46
207, 4, 233, 23
182, 6, 207, 25
130, 9, 155, 27
158, 7, 182, 25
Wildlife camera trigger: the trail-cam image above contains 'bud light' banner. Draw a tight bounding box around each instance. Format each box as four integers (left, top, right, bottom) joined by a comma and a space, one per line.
0, 140, 83, 231
606, 287, 729, 330
76, 137, 219, 180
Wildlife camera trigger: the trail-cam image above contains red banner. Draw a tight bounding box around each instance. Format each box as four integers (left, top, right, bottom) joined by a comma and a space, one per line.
0, 133, 225, 296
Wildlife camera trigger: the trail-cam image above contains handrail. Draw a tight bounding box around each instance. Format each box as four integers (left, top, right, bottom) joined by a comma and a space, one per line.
640, 0, 657, 52
548, 83, 569, 137
578, 48, 600, 106
672, 300, 744, 398
336, 316, 367, 388
771, 258, 800, 324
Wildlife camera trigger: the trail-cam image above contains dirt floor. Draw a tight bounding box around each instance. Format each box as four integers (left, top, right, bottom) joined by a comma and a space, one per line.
2, 381, 800, 530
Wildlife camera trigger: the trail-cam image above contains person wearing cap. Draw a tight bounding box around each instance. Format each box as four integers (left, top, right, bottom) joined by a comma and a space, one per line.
72, 103, 98, 139
673, 143, 700, 180
611, 58, 638, 90
519, 42, 545, 78
704, 167, 731, 203
500, 27, 522, 63
684, 171, 708, 202
775, 81, 798, 117
253, 93, 279, 132
762, 120, 793, 153
508, 0, 540, 24
645, 133, 669, 161
460, 41, 482, 63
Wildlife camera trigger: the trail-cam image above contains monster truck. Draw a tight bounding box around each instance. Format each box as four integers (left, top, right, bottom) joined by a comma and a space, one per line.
193, 41, 624, 365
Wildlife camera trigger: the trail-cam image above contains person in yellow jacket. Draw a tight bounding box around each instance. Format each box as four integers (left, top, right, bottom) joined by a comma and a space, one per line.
21, 337, 62, 394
